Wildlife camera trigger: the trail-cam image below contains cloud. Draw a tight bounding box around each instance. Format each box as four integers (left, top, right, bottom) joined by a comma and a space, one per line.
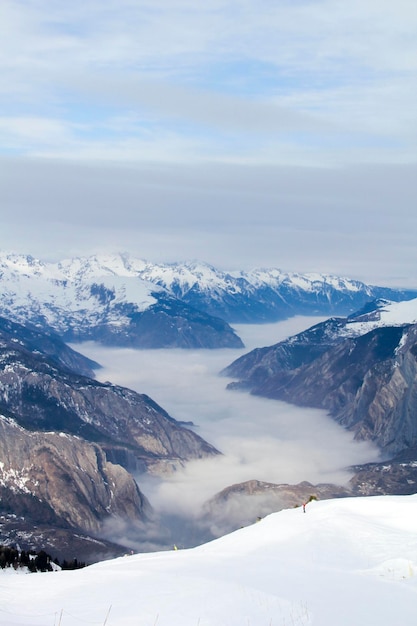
1, 1, 416, 165
77, 318, 380, 543
1, 156, 416, 287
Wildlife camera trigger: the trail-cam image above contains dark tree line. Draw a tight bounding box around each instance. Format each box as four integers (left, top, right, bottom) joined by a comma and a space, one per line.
0, 545, 86, 572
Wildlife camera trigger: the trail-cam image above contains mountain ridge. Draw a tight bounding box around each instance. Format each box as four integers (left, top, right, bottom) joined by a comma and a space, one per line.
1, 252, 416, 349
224, 298, 417, 456
0, 253, 243, 349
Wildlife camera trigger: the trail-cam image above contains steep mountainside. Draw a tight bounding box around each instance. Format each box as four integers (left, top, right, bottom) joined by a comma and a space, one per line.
0, 318, 219, 559
0, 416, 150, 534
0, 343, 218, 473
224, 300, 417, 456
0, 315, 99, 377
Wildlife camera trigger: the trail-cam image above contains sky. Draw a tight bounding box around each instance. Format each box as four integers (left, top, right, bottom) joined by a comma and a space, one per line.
1, 1, 417, 286
1, 494, 417, 625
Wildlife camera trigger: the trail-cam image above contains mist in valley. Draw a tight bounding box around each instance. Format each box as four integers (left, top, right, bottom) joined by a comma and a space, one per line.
78, 317, 380, 549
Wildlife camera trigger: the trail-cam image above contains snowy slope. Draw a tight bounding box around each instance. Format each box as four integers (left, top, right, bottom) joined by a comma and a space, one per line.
0, 253, 243, 348
0, 253, 156, 333
341, 297, 417, 337
1, 495, 417, 625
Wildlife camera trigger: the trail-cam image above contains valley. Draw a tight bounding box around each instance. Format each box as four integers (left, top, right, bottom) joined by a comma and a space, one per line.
2, 254, 417, 560
78, 317, 381, 547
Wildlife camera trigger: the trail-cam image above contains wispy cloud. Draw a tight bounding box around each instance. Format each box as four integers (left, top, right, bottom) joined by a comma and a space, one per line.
1, 1, 416, 165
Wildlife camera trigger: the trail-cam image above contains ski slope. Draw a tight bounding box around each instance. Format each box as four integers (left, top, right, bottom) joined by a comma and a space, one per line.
1, 494, 417, 625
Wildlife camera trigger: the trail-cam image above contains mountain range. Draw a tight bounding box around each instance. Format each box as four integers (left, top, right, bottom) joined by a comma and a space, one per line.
1, 252, 416, 348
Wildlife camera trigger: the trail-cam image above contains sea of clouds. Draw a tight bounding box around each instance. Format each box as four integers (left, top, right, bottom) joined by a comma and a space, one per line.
78, 316, 380, 547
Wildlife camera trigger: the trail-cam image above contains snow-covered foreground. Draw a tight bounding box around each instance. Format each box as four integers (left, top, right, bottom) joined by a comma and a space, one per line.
2, 495, 417, 625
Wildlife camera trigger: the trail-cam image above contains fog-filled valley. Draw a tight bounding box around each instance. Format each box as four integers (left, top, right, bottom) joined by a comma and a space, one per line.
77, 316, 380, 548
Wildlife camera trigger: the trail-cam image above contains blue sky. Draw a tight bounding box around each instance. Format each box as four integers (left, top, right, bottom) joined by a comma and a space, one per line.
1, 1, 416, 285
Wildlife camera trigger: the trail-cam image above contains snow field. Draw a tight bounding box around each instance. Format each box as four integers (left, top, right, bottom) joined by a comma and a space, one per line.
1, 494, 417, 626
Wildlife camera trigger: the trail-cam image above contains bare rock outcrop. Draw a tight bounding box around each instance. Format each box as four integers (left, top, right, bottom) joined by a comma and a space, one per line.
0, 415, 150, 535
0, 344, 218, 473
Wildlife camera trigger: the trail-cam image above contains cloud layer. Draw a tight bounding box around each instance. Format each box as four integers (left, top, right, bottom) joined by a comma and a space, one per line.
78, 318, 380, 542
1, 1, 416, 164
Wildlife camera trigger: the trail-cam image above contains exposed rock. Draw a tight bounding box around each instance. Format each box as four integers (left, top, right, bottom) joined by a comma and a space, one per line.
0, 344, 219, 473
224, 307, 417, 456
0, 415, 150, 537
223, 316, 347, 387
348, 459, 417, 496
252, 325, 417, 455
198, 455, 417, 540
0, 318, 220, 559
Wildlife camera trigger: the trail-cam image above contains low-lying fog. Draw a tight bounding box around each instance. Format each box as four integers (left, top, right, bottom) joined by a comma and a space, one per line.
78, 317, 380, 548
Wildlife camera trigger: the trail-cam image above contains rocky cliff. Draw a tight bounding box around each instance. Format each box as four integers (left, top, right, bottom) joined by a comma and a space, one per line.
0, 341, 218, 473
0, 317, 219, 559
0, 416, 149, 534
254, 325, 417, 456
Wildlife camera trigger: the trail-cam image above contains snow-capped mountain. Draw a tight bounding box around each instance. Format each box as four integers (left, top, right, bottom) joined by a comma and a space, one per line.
224, 297, 417, 381
0, 253, 243, 348
224, 298, 417, 455
1, 494, 417, 626
1, 252, 415, 348
130, 259, 417, 322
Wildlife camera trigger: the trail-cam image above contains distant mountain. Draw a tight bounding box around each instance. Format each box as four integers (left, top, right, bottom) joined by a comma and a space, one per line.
223, 298, 417, 456
0, 253, 243, 349
130, 259, 417, 322
0, 317, 219, 559
1, 252, 416, 349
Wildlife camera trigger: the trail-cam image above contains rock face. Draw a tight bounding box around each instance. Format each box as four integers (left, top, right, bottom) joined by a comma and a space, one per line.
0, 317, 219, 559
224, 302, 417, 456
0, 336, 218, 469
0, 416, 149, 535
